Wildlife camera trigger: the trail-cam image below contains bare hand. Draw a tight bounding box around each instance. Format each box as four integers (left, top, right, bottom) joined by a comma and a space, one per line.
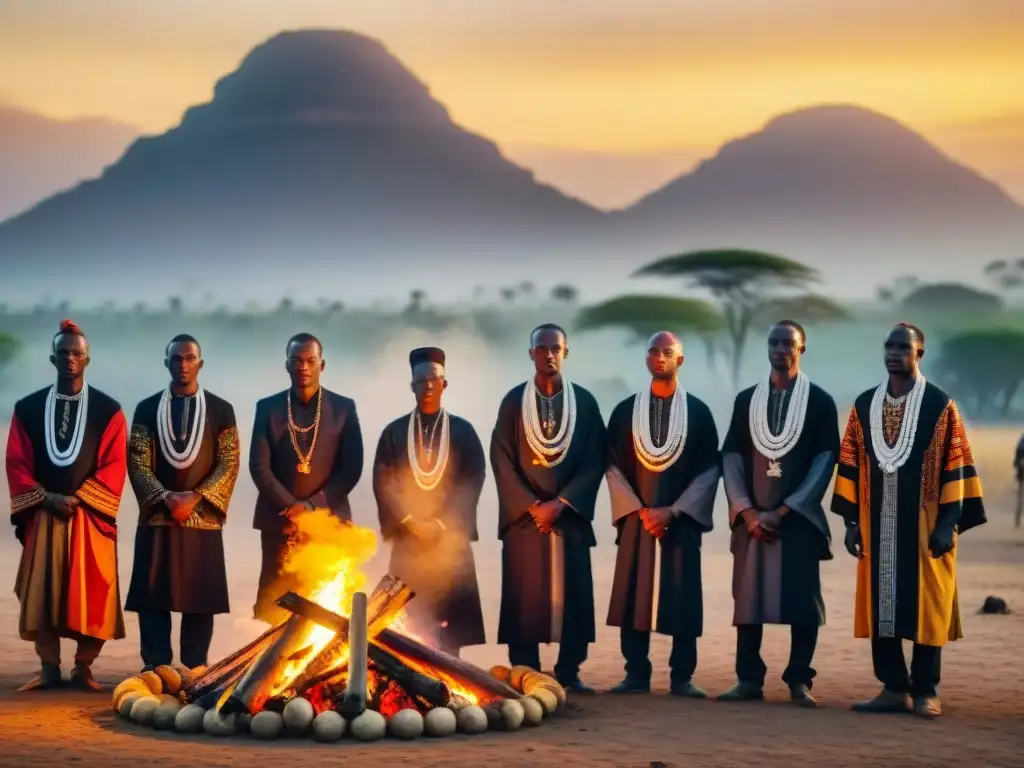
843, 524, 863, 558
741, 508, 774, 542
280, 502, 309, 520
758, 509, 783, 537
45, 492, 79, 517
531, 500, 564, 533
640, 506, 674, 538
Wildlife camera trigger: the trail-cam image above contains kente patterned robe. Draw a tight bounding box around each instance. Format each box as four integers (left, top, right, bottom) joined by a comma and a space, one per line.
831, 381, 986, 646
7, 386, 128, 642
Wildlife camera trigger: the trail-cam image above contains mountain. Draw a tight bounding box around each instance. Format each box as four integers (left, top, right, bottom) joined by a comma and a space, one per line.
616, 105, 1024, 293
0, 105, 137, 221
0, 30, 603, 305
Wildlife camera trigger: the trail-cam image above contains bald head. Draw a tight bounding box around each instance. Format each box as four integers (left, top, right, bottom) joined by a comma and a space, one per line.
646, 331, 684, 380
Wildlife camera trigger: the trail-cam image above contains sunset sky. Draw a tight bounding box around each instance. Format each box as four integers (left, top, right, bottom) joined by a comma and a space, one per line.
2, 0, 1022, 207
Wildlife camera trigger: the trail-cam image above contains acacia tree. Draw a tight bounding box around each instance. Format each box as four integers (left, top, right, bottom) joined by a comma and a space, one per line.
632, 249, 846, 388
934, 328, 1024, 418
574, 294, 724, 377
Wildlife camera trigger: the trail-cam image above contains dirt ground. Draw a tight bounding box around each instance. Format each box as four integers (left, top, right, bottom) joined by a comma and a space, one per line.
1, 425, 1022, 767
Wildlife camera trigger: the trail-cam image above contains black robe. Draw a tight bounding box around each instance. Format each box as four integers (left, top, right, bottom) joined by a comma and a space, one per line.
490, 381, 606, 645
605, 391, 720, 638
125, 390, 239, 615
721, 379, 839, 628
373, 410, 487, 650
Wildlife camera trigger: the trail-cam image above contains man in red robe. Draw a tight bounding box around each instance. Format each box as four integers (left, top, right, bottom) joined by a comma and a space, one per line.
6, 320, 128, 691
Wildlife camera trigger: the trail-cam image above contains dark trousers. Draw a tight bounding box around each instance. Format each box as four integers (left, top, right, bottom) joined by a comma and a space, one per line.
35, 629, 104, 668
508, 629, 588, 684
871, 637, 942, 697
736, 624, 818, 688
620, 626, 697, 684
138, 610, 215, 670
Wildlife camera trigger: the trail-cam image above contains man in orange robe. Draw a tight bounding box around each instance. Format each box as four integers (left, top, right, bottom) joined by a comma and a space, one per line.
6, 320, 128, 691
831, 323, 985, 718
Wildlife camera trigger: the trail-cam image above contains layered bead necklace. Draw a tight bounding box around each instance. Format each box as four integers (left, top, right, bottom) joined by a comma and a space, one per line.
748, 372, 810, 478
407, 408, 450, 491
632, 384, 688, 473
522, 376, 576, 467
156, 387, 206, 470
869, 375, 926, 474
44, 383, 89, 467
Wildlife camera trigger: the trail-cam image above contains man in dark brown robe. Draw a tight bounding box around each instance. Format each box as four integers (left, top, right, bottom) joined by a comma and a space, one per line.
249, 333, 364, 624
605, 332, 720, 697
490, 324, 606, 694
373, 347, 486, 656
126, 335, 240, 671
719, 321, 839, 708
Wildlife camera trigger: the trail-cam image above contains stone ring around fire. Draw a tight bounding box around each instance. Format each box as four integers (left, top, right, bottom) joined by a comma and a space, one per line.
110, 662, 569, 742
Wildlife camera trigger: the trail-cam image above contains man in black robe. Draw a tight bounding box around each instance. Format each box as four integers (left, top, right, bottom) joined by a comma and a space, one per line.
373, 347, 486, 656
490, 323, 606, 693
249, 333, 364, 624
605, 331, 720, 697
719, 321, 839, 707
126, 334, 239, 671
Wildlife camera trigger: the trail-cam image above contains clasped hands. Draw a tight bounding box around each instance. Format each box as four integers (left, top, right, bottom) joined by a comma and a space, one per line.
529, 498, 567, 534
279, 499, 315, 535
739, 507, 785, 542
843, 522, 955, 560
637, 506, 674, 539
43, 492, 79, 517
165, 491, 202, 523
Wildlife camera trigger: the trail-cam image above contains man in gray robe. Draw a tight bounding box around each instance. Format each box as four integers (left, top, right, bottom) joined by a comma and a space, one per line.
605, 332, 720, 696
719, 321, 839, 707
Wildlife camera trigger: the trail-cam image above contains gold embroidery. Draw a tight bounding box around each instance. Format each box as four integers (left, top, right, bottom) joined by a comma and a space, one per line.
195, 426, 240, 515
920, 406, 947, 505
147, 508, 225, 530
942, 401, 973, 472
881, 399, 905, 448
75, 477, 121, 517
838, 408, 860, 467
10, 486, 46, 513
127, 424, 168, 510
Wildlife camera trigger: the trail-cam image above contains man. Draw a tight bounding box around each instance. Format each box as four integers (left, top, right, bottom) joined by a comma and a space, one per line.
1014, 433, 1023, 528
605, 331, 720, 697
490, 323, 606, 693
249, 333, 363, 624
372, 347, 486, 656
125, 334, 240, 671
831, 323, 986, 718
719, 321, 839, 708
6, 320, 128, 691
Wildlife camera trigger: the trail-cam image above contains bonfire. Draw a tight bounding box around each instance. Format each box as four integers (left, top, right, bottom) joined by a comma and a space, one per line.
109, 510, 566, 741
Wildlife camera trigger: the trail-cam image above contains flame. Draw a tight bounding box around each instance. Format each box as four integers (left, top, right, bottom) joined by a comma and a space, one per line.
269, 508, 378, 696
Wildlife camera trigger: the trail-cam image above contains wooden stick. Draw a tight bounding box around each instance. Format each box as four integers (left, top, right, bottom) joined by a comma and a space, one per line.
369, 647, 450, 708
182, 622, 286, 699
339, 591, 368, 718
277, 592, 521, 702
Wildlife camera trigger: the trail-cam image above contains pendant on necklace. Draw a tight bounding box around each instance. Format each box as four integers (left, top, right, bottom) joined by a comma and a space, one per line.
883, 462, 895, 474
766, 459, 783, 478
297, 461, 311, 475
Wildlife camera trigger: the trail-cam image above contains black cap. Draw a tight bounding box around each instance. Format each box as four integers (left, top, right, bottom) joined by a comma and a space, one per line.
409, 347, 445, 371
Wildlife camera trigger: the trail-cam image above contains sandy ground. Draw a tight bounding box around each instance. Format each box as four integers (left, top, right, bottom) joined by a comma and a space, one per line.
1, 424, 1022, 767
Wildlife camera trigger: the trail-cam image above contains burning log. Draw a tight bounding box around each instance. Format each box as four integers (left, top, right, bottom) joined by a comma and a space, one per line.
182, 623, 286, 701
219, 616, 320, 715
284, 575, 415, 692
369, 647, 450, 709
340, 592, 368, 719
277, 592, 521, 703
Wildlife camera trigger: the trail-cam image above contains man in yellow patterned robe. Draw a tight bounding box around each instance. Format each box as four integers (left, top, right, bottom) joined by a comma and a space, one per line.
831, 324, 985, 719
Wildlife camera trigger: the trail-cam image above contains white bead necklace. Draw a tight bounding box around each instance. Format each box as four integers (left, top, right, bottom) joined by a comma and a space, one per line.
748, 372, 810, 478
632, 385, 688, 473
869, 375, 926, 474
156, 387, 207, 470
522, 376, 577, 467
407, 408, 450, 491
44, 383, 89, 467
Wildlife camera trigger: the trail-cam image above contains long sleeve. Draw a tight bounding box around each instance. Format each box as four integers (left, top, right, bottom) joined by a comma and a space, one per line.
450, 424, 486, 542
490, 395, 540, 533
782, 394, 839, 525
670, 408, 721, 532
831, 406, 861, 526
605, 399, 643, 525
937, 400, 986, 533
606, 466, 643, 525
248, 400, 298, 512
195, 404, 241, 517
311, 402, 364, 508
721, 394, 753, 527
555, 402, 607, 522
373, 426, 405, 540
7, 412, 46, 519
127, 411, 168, 512
74, 409, 128, 523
